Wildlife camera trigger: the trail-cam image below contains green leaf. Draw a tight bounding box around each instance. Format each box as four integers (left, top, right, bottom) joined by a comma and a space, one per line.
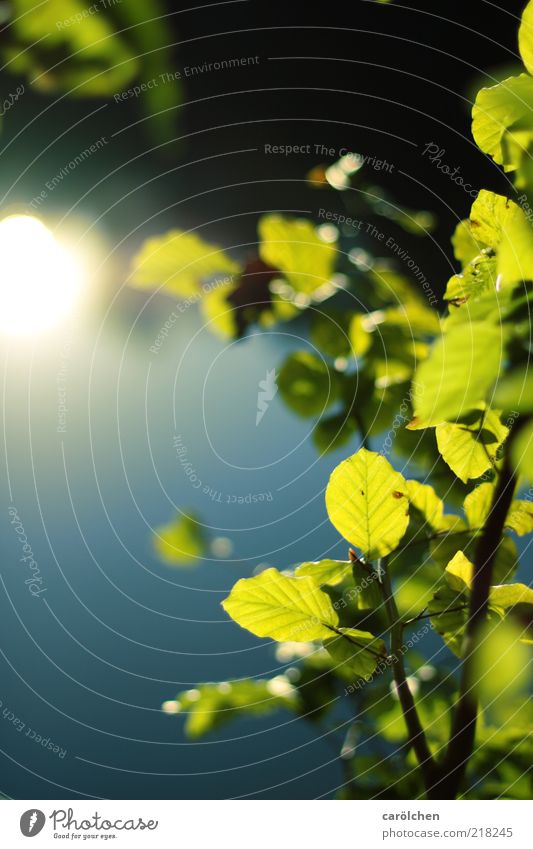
468, 190, 521, 249
130, 229, 240, 296
472, 76, 533, 171
324, 627, 387, 681
412, 322, 504, 426
519, 0, 533, 75
406, 479, 446, 530
153, 512, 206, 566
278, 351, 338, 416
325, 448, 409, 559
312, 411, 356, 454
172, 678, 298, 738
259, 215, 337, 294
512, 419, 533, 481
429, 581, 469, 656
221, 568, 339, 642
490, 582, 533, 609
505, 500, 533, 535
497, 204, 533, 287
451, 219, 488, 266
3, 0, 139, 96
311, 310, 352, 357
295, 559, 352, 586
436, 408, 508, 483
430, 521, 517, 585
494, 367, 533, 413
444, 252, 497, 303
444, 550, 474, 591
464, 482, 496, 529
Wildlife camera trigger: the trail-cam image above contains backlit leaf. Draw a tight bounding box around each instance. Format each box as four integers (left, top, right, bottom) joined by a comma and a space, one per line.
259, 215, 337, 294
153, 512, 206, 566
412, 322, 504, 426
324, 627, 387, 681
295, 559, 352, 587
325, 448, 409, 559
436, 408, 508, 483
221, 568, 339, 642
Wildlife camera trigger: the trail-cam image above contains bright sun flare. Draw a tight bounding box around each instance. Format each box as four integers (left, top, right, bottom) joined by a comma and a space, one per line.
0, 214, 84, 336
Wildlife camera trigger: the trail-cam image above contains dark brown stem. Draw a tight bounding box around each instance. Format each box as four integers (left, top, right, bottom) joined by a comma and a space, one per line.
430, 431, 520, 799
379, 558, 437, 793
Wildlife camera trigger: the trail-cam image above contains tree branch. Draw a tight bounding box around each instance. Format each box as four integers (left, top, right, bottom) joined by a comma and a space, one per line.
430, 430, 520, 799
379, 557, 437, 793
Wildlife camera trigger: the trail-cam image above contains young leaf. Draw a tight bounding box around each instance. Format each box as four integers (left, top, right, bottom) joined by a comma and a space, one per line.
324, 627, 387, 681
436, 408, 508, 483
295, 560, 352, 586
412, 322, 503, 426
221, 568, 339, 642
325, 448, 409, 559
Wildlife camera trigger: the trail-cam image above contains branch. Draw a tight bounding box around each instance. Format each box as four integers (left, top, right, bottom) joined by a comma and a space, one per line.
430, 427, 521, 799
379, 557, 437, 793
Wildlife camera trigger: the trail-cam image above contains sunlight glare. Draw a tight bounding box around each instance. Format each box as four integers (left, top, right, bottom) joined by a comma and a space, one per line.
0, 215, 84, 336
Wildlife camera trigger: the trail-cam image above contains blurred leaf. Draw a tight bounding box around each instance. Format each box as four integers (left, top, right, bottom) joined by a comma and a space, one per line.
130, 229, 240, 296
311, 310, 352, 357
512, 418, 533, 481
4, 0, 138, 96
412, 322, 504, 426
259, 215, 337, 294
325, 448, 410, 559
278, 351, 338, 416
519, 0, 533, 76
153, 512, 206, 566
221, 568, 339, 642
174, 678, 298, 738
494, 367, 533, 413
324, 627, 387, 681
312, 410, 357, 454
